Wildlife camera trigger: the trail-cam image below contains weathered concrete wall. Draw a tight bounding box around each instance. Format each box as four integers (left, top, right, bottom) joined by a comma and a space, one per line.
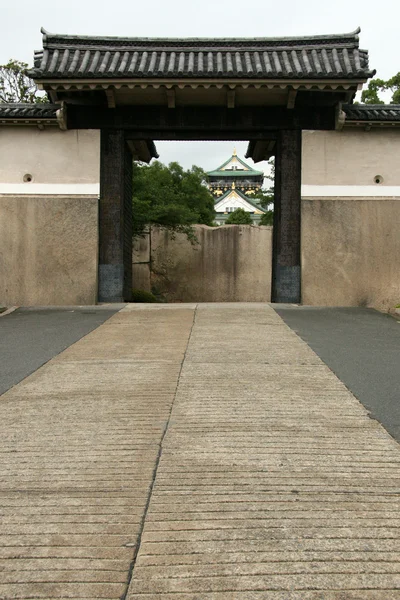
302, 198, 400, 310
133, 225, 272, 302
0, 196, 99, 306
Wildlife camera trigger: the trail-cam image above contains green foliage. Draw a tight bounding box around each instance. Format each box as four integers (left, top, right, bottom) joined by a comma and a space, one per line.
252, 157, 274, 210
361, 73, 400, 105
259, 211, 274, 226
225, 208, 253, 225
252, 188, 274, 210
132, 289, 158, 303
361, 78, 386, 104
386, 73, 400, 104
132, 160, 215, 239
0, 60, 47, 103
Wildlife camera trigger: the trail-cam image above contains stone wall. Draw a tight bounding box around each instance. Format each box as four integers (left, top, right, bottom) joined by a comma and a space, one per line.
0, 196, 99, 306
0, 127, 100, 306
133, 225, 273, 302
301, 198, 400, 310
301, 129, 400, 310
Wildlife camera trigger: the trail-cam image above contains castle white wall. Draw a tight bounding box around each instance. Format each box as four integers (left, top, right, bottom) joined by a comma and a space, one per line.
0, 127, 100, 192
301, 128, 400, 310
0, 126, 100, 305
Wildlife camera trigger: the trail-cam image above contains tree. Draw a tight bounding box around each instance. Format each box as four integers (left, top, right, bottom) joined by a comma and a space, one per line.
0, 60, 47, 104
225, 208, 253, 225
132, 160, 215, 239
259, 211, 274, 226
252, 157, 274, 210
361, 78, 386, 104
386, 73, 400, 104
361, 73, 400, 105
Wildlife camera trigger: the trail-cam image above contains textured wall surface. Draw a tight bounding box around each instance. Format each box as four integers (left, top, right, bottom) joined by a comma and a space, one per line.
301, 198, 400, 310
0, 128, 100, 185
0, 196, 99, 306
133, 225, 272, 302
302, 129, 400, 186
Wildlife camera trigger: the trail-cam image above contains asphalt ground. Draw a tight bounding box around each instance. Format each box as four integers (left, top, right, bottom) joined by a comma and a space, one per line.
0, 306, 123, 396
275, 306, 400, 444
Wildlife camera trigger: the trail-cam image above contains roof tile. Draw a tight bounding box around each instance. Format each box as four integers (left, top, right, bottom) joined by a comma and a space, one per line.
28, 28, 374, 81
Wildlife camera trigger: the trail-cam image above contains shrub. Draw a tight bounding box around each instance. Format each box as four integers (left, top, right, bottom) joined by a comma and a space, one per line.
132, 289, 158, 303
225, 208, 253, 225
259, 211, 274, 226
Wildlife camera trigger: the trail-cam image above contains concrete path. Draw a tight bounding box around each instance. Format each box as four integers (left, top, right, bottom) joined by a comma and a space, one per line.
275, 306, 400, 444
0, 304, 400, 599
0, 306, 123, 396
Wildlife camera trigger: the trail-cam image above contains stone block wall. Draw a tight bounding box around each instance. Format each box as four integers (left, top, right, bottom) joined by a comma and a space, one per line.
301, 129, 400, 310
301, 198, 400, 310
0, 196, 99, 306
133, 225, 273, 302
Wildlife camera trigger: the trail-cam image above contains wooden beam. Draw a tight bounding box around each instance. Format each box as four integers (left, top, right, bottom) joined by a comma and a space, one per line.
66, 105, 337, 137
227, 90, 235, 109
247, 139, 276, 162
99, 130, 132, 302
105, 89, 116, 108
166, 89, 176, 108
287, 89, 298, 109
272, 130, 302, 303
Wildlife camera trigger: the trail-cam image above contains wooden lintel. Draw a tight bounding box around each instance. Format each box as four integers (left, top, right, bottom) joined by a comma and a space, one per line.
166, 89, 176, 109
287, 89, 298, 110
66, 105, 337, 136
48, 90, 59, 103
105, 89, 116, 109
227, 90, 235, 109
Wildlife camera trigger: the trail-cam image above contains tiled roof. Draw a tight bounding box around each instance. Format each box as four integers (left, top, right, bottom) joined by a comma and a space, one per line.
343, 104, 400, 121
208, 169, 263, 178
208, 153, 264, 177
28, 28, 374, 81
0, 103, 58, 119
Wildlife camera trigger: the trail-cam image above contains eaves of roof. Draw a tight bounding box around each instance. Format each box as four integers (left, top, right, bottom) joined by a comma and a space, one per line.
208, 169, 264, 178
343, 103, 400, 123
0, 103, 59, 122
208, 153, 264, 175
28, 27, 374, 82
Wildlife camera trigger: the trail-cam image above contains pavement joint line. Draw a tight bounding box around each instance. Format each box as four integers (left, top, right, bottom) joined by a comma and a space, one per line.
121, 303, 198, 600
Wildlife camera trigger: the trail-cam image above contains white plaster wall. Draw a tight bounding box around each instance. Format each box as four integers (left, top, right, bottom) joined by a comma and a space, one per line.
0, 126, 100, 305
302, 129, 400, 188
0, 127, 100, 188
301, 128, 400, 310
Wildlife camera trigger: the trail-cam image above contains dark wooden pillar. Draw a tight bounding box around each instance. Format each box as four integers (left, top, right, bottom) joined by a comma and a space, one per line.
272, 130, 302, 303
99, 129, 133, 302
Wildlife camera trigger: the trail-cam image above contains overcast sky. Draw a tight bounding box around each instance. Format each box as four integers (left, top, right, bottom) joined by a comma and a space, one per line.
1, 0, 397, 176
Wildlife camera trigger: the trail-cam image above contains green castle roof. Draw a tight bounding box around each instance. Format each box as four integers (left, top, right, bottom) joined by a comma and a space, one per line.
207, 153, 264, 178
